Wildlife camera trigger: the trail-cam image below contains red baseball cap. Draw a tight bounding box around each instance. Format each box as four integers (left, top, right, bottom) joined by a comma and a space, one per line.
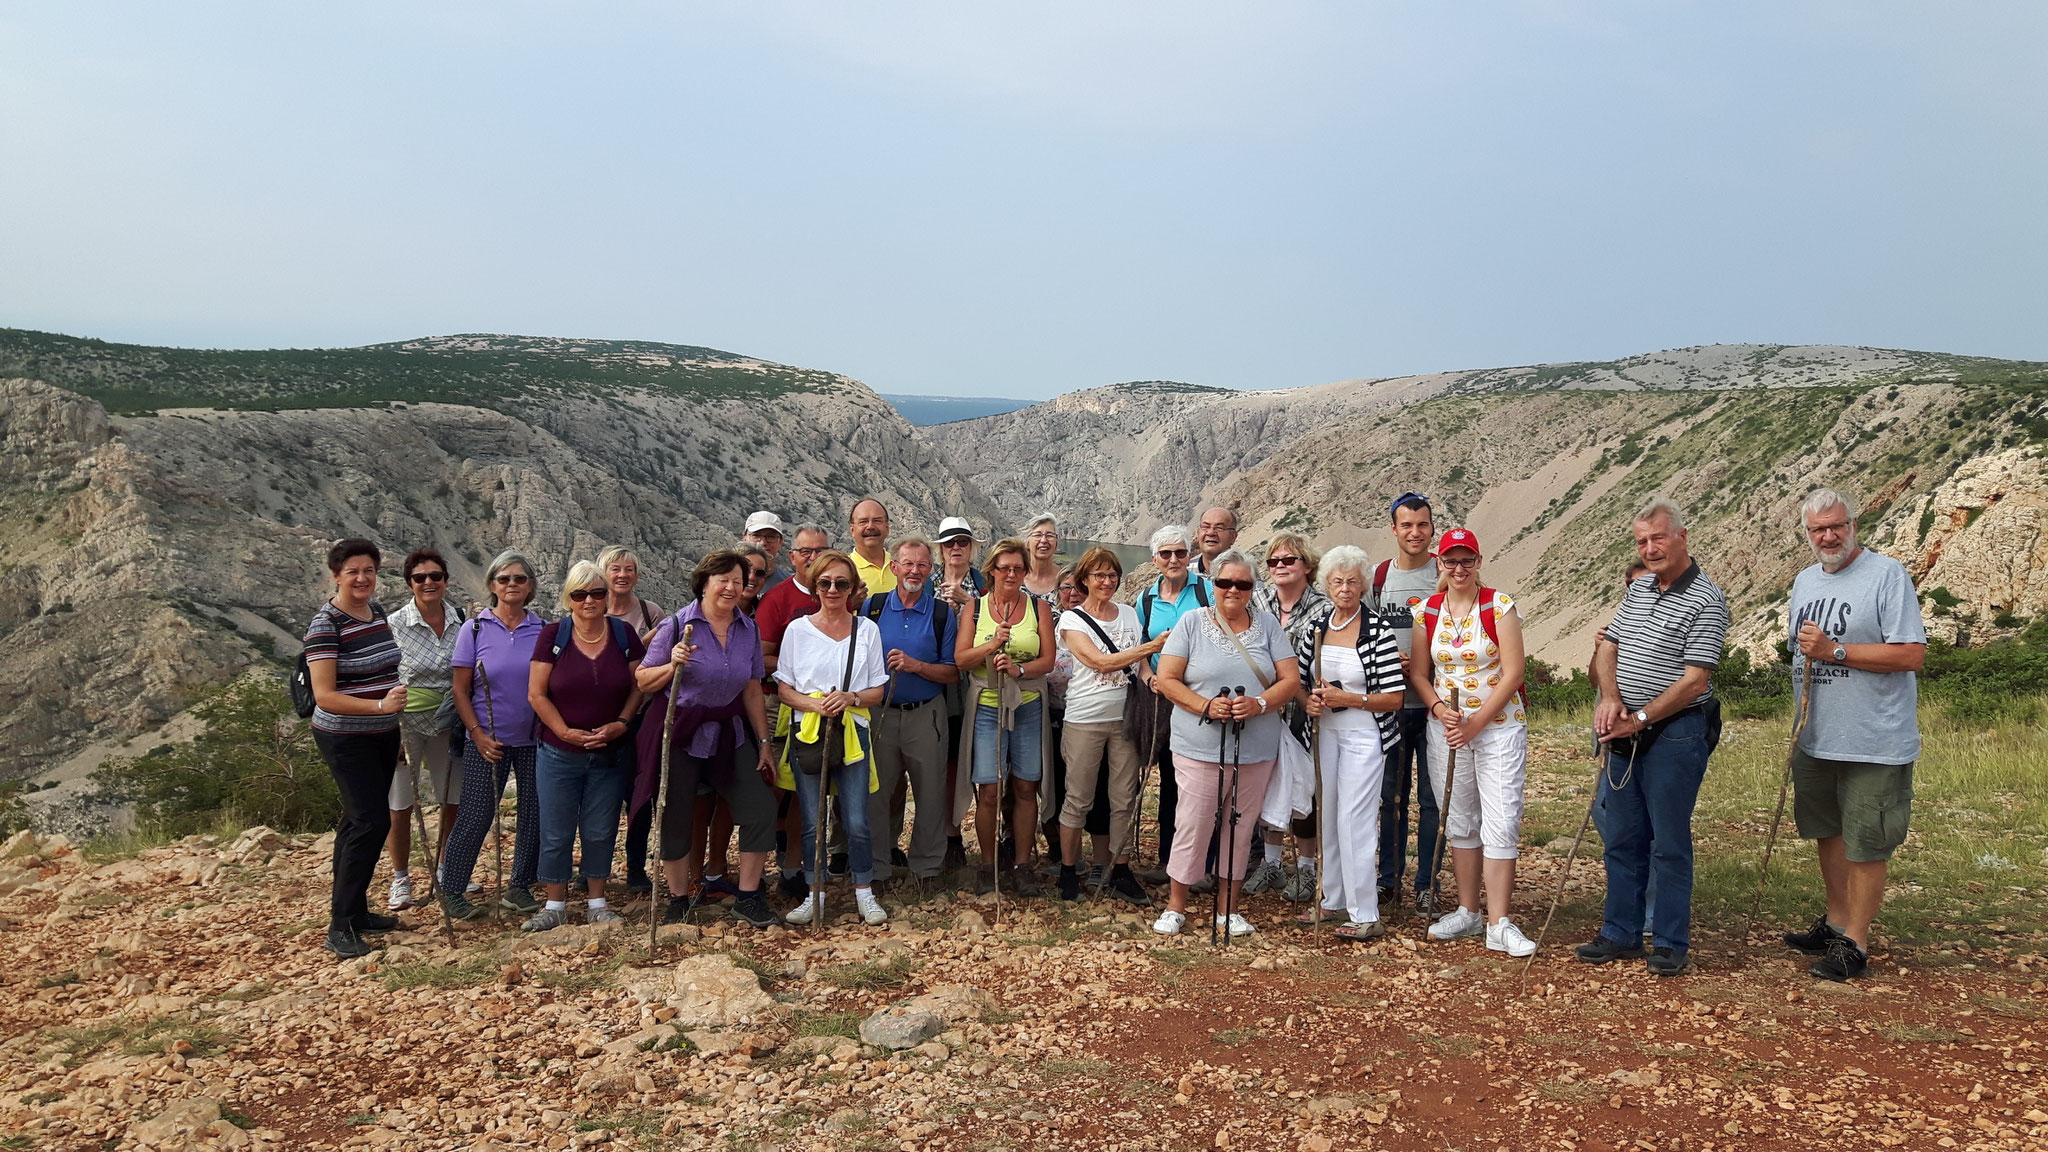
1435, 528, 1482, 558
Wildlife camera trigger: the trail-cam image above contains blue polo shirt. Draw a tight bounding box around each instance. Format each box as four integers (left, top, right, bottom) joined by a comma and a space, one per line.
868, 585, 958, 706
1138, 575, 1212, 670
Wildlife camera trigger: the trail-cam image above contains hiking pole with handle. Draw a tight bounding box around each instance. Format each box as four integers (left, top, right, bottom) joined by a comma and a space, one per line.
1223, 686, 1247, 947
1520, 738, 1633, 993
649, 620, 693, 955
1751, 657, 1817, 928
472, 649, 504, 915
1207, 693, 1230, 946
814, 706, 835, 935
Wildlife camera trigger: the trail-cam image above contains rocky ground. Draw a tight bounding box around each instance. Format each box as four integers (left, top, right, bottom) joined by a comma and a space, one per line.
1, 810, 2044, 1152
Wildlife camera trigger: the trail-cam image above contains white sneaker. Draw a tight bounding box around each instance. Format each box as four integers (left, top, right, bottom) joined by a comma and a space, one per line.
1486, 916, 1537, 957
1427, 905, 1486, 941
1152, 909, 1187, 935
784, 894, 824, 926
855, 890, 887, 926
467, 881, 483, 896
386, 874, 414, 911
1214, 913, 1255, 938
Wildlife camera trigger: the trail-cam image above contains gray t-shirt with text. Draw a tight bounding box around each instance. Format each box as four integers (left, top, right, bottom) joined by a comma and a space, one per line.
1375, 558, 1438, 708
1788, 549, 1925, 765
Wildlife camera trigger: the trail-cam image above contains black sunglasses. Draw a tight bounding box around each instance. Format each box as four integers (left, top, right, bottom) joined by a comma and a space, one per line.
816, 577, 854, 592
493, 573, 530, 585
1213, 578, 1255, 592
567, 588, 605, 602
408, 571, 448, 584
1155, 548, 1189, 560
1265, 556, 1299, 568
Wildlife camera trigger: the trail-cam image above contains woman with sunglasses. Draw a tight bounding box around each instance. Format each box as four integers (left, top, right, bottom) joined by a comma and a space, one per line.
933, 518, 987, 874
380, 548, 468, 913
775, 550, 890, 925
302, 538, 407, 958
444, 550, 548, 922
954, 538, 1058, 896
521, 561, 646, 931
1247, 534, 1332, 906
1409, 528, 1535, 957
1150, 550, 1301, 937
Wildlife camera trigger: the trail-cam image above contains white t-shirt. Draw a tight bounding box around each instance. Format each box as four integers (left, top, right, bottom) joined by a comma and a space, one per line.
1058, 604, 1142, 726
774, 615, 888, 728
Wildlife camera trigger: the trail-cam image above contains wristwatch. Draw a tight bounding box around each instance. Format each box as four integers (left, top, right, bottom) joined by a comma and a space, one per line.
1632, 708, 1649, 726
1831, 644, 1847, 663
1256, 697, 1269, 714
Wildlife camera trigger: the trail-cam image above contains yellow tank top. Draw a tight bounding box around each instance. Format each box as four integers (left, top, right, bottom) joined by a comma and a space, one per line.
974, 594, 1041, 708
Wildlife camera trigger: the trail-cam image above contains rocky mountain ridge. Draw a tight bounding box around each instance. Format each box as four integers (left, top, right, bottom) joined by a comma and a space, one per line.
0, 328, 1003, 782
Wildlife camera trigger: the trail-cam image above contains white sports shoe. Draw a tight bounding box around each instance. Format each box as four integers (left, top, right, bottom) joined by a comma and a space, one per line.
1486, 916, 1537, 957
1427, 905, 1486, 941
855, 890, 887, 926
386, 874, 414, 911
1214, 913, 1255, 938
784, 894, 825, 926
1152, 909, 1187, 935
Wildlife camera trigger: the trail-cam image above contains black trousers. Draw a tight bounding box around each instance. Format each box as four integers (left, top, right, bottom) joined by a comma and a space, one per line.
314, 728, 401, 928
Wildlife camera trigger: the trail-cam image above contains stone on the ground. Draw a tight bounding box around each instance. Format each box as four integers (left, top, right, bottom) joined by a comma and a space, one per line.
905, 983, 995, 1024
626, 953, 780, 1027
859, 1006, 944, 1050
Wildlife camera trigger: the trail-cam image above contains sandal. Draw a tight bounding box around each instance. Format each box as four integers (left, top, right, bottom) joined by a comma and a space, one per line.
1296, 907, 1342, 926
1333, 920, 1385, 941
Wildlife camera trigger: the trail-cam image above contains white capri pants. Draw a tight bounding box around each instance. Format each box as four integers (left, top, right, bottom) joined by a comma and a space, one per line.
1426, 719, 1527, 860
1315, 722, 1386, 924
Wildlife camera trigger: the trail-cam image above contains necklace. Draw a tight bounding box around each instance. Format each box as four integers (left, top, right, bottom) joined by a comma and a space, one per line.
573, 620, 607, 643
1329, 606, 1362, 633
990, 594, 1025, 626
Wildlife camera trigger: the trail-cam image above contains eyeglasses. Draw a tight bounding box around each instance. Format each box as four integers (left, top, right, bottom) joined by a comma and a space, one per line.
992, 564, 1026, 575
746, 568, 769, 584
816, 577, 854, 592
493, 573, 530, 585
1265, 556, 1299, 568
1213, 578, 1254, 592
1027, 532, 1058, 542
1439, 557, 1479, 570
1087, 571, 1121, 582
1806, 520, 1851, 537
791, 546, 824, 556
1057, 585, 1078, 595
896, 561, 933, 573
408, 571, 448, 584
1155, 549, 1189, 560
567, 588, 605, 602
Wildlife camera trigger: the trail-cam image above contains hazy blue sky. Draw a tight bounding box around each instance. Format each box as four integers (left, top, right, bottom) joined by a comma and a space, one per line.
3, 3, 2043, 398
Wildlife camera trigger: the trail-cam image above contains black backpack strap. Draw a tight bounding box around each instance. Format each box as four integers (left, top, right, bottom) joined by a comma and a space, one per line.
930, 595, 951, 654
1193, 581, 1210, 609
1138, 591, 1156, 642
609, 616, 634, 658
863, 592, 887, 623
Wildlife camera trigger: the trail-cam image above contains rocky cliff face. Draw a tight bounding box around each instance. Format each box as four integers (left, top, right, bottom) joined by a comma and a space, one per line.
0, 361, 998, 780
934, 347, 2048, 667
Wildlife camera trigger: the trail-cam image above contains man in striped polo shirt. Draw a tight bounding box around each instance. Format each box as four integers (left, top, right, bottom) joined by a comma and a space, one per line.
1581, 497, 1731, 976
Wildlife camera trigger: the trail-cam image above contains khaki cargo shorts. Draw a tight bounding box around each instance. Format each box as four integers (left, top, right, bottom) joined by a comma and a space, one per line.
1790, 748, 1914, 862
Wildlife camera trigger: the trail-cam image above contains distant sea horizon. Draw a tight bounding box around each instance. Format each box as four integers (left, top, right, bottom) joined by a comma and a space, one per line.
881, 393, 1037, 426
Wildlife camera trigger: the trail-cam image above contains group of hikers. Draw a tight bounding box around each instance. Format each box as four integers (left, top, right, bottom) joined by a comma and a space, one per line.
303, 487, 1924, 985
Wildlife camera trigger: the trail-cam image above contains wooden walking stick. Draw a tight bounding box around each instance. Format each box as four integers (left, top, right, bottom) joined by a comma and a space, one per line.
990, 674, 1006, 927
650, 620, 693, 954
1428, 740, 1459, 913
1751, 657, 1817, 927
813, 708, 835, 935
1310, 640, 1327, 943
1520, 742, 1626, 993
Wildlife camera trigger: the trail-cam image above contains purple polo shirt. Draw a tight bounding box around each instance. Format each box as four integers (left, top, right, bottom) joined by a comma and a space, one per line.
450, 609, 545, 747
644, 602, 764, 757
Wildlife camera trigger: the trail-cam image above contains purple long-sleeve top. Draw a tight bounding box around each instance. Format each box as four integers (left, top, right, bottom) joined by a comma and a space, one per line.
642, 602, 764, 757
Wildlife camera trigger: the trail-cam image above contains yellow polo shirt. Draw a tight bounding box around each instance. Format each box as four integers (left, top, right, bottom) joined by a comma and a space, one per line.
852, 550, 896, 598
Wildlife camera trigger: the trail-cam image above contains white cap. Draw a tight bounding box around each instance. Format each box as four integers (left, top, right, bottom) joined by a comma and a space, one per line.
743, 511, 786, 537
934, 516, 984, 544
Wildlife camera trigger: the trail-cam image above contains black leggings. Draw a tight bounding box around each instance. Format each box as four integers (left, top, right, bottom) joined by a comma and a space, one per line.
313, 728, 400, 928
656, 740, 777, 860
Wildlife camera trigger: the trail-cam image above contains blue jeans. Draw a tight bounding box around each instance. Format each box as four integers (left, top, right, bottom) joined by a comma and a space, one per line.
793, 725, 876, 886
1594, 709, 1711, 952
971, 698, 1044, 784
534, 742, 629, 885
1378, 707, 1442, 891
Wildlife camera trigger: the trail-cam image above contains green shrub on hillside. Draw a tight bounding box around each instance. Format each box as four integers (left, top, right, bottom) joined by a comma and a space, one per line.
89, 673, 338, 835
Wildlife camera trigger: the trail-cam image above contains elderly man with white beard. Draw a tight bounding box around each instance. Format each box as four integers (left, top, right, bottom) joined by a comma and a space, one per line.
1779, 487, 1926, 982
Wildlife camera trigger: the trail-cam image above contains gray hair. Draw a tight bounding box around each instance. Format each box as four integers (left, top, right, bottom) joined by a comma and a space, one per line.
1024, 514, 1057, 536
1210, 547, 1257, 582
1149, 524, 1192, 554
790, 521, 830, 546
1634, 496, 1685, 533
1197, 505, 1239, 531
891, 536, 935, 562
1319, 544, 1371, 589
1800, 487, 1855, 525
733, 541, 770, 564
484, 549, 536, 607
595, 544, 639, 572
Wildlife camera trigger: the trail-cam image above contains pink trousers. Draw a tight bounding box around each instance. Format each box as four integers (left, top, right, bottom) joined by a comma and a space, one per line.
1168, 754, 1277, 886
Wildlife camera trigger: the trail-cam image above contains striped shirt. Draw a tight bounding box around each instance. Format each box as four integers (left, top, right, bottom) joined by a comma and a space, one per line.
1290, 603, 1406, 757
1601, 561, 1730, 710
389, 599, 464, 730
303, 601, 401, 735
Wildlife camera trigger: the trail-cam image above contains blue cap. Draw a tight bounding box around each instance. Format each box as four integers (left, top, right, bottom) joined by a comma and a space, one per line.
1390, 491, 1431, 519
